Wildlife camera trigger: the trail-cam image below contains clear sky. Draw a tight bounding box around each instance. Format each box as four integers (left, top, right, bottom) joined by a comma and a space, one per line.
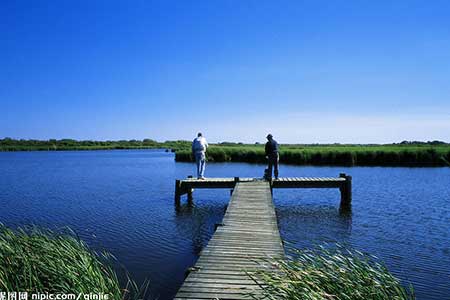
2, 0, 450, 143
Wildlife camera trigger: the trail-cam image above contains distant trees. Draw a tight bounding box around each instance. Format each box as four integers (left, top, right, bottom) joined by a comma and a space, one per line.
399, 140, 447, 145
0, 138, 176, 151
143, 138, 157, 146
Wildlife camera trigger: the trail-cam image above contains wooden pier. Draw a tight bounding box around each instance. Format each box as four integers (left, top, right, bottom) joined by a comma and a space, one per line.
175, 173, 352, 207
174, 174, 352, 299
175, 180, 284, 299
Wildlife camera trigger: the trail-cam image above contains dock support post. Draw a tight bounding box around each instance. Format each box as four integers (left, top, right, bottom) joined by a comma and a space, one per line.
175, 180, 181, 205
175, 178, 193, 204
339, 173, 352, 208
231, 177, 239, 195
186, 175, 193, 202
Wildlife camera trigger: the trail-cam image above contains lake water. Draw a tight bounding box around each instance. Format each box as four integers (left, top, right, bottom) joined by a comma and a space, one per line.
0, 150, 449, 299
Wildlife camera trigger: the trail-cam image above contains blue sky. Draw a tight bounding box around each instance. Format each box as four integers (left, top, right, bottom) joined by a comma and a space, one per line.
2, 0, 450, 143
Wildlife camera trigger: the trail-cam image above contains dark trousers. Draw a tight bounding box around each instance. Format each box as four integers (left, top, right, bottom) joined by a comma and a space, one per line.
268, 152, 279, 179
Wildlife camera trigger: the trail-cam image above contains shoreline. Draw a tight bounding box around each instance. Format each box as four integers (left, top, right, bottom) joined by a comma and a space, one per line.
1, 139, 449, 167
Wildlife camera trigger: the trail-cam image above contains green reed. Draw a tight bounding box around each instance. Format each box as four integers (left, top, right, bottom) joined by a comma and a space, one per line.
175, 145, 450, 166
0, 225, 148, 300
248, 244, 414, 300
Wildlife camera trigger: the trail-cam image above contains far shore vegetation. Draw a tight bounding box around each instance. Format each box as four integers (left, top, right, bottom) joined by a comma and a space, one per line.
1, 138, 450, 166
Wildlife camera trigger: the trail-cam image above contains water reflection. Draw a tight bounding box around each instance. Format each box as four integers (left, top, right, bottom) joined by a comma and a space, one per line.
277, 204, 352, 246
273, 188, 352, 248
339, 204, 352, 218
174, 196, 227, 256
174, 197, 194, 214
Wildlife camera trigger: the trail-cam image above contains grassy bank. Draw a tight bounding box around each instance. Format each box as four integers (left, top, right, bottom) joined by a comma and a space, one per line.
176, 144, 450, 166
0, 138, 191, 152
2, 138, 449, 166
250, 244, 414, 300
0, 225, 146, 299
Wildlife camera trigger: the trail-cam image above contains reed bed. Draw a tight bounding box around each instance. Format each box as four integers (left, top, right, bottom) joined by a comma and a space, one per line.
175, 146, 450, 166
3, 138, 449, 166
0, 225, 147, 300
249, 244, 414, 300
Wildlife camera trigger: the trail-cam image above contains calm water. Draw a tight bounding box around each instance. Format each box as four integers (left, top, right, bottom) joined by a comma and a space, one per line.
0, 150, 449, 299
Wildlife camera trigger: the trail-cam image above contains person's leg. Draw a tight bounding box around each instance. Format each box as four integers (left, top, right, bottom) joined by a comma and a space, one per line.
274, 153, 279, 179
195, 153, 201, 178
200, 157, 206, 178
267, 156, 273, 180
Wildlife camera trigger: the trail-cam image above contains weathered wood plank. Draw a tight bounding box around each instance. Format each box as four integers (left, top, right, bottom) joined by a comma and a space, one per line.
175, 174, 352, 299
178, 176, 347, 192
175, 181, 284, 299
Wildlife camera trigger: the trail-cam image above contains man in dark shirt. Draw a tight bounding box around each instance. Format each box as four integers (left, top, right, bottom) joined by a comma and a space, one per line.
265, 134, 279, 180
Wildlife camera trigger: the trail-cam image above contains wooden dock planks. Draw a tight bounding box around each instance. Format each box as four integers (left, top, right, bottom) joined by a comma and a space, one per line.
173, 174, 352, 299
175, 174, 352, 207
174, 181, 284, 300
176, 176, 347, 191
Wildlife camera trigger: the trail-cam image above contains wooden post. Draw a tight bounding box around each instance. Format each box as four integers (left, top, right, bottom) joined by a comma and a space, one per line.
175, 180, 181, 205
233, 177, 239, 193
339, 173, 352, 207
185, 175, 194, 202
339, 173, 346, 205
187, 189, 193, 201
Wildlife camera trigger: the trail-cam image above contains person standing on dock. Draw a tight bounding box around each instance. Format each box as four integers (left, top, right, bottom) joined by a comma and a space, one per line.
265, 134, 279, 180
192, 132, 208, 180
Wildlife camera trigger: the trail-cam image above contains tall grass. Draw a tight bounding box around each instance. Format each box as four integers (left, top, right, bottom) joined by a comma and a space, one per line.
0, 225, 147, 300
249, 244, 414, 300
175, 146, 450, 166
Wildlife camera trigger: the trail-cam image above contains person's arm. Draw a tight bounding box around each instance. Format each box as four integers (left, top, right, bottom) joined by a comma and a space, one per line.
192, 140, 195, 156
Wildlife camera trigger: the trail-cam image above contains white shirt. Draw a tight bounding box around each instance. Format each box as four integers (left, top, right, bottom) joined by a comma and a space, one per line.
192, 136, 208, 153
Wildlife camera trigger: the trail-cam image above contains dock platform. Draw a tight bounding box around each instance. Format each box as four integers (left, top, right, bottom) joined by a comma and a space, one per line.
175, 174, 352, 207
175, 181, 284, 299
174, 174, 352, 299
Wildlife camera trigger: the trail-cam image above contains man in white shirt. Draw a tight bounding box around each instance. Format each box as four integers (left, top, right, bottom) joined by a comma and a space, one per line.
191, 132, 208, 179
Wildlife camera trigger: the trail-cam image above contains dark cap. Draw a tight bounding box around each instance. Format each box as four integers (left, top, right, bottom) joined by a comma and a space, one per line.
266, 133, 273, 139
